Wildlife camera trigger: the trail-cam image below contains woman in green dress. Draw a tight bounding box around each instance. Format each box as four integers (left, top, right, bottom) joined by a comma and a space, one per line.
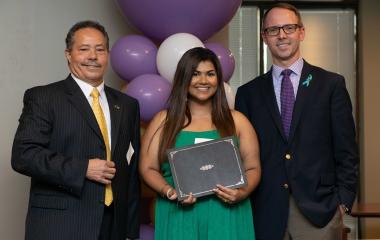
140, 47, 261, 240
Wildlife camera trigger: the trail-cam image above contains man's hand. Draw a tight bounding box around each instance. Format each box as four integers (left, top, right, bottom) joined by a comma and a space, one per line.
339, 204, 349, 215
86, 158, 116, 184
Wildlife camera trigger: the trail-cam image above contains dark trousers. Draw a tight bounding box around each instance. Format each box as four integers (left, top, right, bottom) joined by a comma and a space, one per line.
99, 204, 118, 240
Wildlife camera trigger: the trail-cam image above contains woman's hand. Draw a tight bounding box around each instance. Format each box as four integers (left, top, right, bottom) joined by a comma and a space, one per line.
180, 193, 197, 205
213, 184, 245, 204
166, 187, 178, 200
166, 187, 197, 205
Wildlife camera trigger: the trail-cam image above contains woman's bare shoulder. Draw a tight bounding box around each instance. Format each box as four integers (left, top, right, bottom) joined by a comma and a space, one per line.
231, 110, 254, 133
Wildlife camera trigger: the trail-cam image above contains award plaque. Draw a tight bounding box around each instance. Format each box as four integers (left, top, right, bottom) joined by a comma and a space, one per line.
166, 136, 247, 201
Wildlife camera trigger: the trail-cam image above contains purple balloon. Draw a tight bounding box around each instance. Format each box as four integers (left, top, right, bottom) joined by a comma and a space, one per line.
140, 224, 154, 240
116, 0, 242, 41
124, 74, 171, 122
205, 43, 235, 82
111, 35, 158, 81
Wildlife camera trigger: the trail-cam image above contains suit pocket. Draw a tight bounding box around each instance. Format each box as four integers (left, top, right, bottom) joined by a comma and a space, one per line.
31, 194, 68, 210
316, 173, 336, 198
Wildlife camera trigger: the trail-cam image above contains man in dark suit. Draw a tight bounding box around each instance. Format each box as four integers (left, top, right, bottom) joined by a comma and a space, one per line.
11, 20, 140, 240
235, 3, 359, 240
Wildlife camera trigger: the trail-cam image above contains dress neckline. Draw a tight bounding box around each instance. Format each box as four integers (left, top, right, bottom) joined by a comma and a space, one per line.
180, 129, 218, 133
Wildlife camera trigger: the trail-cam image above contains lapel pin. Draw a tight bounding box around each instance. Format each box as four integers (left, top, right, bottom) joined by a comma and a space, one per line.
114, 105, 120, 110
302, 74, 312, 87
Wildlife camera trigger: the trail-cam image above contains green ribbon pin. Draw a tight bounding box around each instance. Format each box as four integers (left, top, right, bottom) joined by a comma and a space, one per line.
302, 74, 312, 87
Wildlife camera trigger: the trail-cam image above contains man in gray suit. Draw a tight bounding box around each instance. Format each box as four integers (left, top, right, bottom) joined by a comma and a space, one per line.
12, 20, 140, 240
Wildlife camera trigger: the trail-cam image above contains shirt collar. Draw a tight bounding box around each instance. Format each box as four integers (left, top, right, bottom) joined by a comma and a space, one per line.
272, 58, 304, 79
71, 73, 105, 99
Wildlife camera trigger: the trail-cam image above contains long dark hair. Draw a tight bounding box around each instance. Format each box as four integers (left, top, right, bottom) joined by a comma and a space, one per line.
158, 47, 236, 162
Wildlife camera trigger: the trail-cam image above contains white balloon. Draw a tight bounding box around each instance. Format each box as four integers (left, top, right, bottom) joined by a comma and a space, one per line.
156, 33, 204, 82
224, 82, 235, 109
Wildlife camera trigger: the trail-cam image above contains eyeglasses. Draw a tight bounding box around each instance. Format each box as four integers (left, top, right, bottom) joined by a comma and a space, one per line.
263, 24, 302, 36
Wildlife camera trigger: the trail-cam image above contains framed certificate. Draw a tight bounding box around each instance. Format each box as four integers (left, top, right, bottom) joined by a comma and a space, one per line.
166, 136, 247, 201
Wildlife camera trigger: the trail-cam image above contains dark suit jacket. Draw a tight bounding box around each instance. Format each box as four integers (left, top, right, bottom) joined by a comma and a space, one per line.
235, 61, 359, 240
11, 75, 140, 240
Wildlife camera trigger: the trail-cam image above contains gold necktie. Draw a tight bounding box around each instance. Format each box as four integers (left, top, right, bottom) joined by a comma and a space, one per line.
90, 88, 113, 206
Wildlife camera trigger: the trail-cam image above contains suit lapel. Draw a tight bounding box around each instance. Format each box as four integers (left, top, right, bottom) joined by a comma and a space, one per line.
64, 76, 103, 141
105, 87, 122, 157
288, 61, 314, 143
261, 70, 287, 141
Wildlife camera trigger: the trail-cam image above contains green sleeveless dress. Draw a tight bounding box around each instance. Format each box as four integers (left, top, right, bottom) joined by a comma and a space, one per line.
155, 130, 255, 240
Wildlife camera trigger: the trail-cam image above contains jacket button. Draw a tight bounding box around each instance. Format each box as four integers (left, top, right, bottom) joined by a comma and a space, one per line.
283, 183, 289, 189
285, 154, 291, 160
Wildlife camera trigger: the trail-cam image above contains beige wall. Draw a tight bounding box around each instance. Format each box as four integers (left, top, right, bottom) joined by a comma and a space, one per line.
359, 0, 380, 238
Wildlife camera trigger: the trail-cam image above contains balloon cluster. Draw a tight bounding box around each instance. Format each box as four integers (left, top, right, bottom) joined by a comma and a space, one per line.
112, 0, 241, 123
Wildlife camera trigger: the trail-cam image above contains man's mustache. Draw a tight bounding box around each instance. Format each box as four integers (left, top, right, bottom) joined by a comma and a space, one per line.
82, 61, 101, 67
